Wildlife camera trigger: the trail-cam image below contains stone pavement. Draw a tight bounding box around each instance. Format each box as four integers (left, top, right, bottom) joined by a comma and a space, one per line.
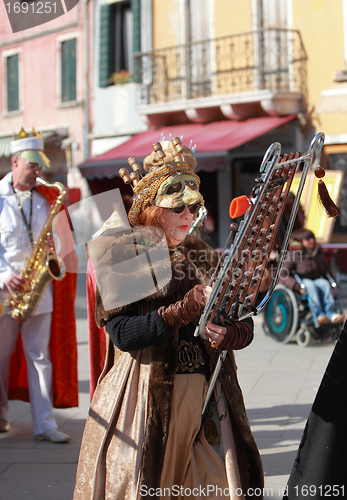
0, 274, 346, 500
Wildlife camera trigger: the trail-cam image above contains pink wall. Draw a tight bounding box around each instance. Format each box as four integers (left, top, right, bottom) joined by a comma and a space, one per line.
0, 1, 93, 165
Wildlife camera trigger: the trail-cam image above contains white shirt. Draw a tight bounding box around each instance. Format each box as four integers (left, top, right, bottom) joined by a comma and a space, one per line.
0, 172, 53, 315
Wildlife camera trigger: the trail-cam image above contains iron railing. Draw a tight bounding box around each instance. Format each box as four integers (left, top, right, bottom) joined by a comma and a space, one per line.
134, 29, 307, 106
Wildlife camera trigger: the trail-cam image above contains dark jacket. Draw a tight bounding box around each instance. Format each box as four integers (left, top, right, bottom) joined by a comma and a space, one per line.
283, 320, 347, 499
279, 244, 329, 293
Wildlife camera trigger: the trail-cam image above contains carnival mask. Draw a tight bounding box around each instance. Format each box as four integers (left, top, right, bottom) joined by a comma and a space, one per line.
154, 173, 203, 209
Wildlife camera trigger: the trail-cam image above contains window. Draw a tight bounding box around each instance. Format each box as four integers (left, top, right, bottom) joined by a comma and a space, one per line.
257, 0, 290, 89
61, 38, 77, 102
6, 54, 19, 112
99, 0, 134, 87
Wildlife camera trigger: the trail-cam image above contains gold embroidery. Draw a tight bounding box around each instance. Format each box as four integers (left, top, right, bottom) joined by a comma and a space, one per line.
113, 344, 123, 363
177, 340, 205, 373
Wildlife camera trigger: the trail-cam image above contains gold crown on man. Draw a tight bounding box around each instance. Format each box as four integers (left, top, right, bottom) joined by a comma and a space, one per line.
11, 126, 50, 168
14, 126, 43, 140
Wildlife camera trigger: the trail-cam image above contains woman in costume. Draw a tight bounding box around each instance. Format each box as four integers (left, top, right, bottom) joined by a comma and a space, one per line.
74, 139, 263, 500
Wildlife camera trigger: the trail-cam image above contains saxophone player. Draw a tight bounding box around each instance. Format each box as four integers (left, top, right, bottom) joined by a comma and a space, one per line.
0, 127, 78, 441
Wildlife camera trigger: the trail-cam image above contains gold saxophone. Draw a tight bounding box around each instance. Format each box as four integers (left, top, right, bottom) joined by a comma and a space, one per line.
188, 205, 208, 237
9, 177, 67, 321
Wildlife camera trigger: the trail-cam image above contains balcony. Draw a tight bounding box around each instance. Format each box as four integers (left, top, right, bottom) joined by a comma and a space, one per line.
134, 29, 307, 126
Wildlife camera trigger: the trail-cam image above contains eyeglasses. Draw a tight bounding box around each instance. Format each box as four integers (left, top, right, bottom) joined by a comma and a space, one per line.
172, 203, 201, 215
19, 157, 43, 170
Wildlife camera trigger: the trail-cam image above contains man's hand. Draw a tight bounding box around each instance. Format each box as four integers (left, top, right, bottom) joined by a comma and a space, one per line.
45, 234, 56, 254
4, 273, 28, 295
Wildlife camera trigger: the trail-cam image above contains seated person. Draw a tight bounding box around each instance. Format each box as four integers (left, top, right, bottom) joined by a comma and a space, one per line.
279, 228, 344, 325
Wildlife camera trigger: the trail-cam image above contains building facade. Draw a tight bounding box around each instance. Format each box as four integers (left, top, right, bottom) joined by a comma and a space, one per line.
0, 0, 93, 191
81, 0, 311, 246
2, 0, 346, 246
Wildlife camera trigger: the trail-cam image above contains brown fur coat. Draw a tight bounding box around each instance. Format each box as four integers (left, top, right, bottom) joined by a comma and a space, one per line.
74, 229, 263, 499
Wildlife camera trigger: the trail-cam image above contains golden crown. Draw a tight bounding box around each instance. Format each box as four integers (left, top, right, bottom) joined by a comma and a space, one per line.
120, 137, 199, 226
13, 126, 43, 140
119, 136, 194, 192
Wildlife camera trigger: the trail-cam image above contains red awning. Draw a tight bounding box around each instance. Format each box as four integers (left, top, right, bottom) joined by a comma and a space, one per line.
79, 115, 296, 179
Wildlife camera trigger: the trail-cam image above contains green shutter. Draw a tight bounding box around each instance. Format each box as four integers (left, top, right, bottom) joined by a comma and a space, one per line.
131, 0, 141, 82
61, 38, 77, 102
7, 54, 19, 112
131, 0, 140, 53
99, 4, 115, 87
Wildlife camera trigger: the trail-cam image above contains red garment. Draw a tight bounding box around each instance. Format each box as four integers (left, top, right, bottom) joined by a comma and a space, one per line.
87, 258, 106, 399
8, 183, 79, 408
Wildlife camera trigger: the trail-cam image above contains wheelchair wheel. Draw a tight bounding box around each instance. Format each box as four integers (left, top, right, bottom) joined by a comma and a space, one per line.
331, 325, 342, 342
296, 326, 311, 347
263, 285, 299, 344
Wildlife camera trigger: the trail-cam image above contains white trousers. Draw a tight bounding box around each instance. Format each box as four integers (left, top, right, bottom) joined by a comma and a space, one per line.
0, 313, 57, 435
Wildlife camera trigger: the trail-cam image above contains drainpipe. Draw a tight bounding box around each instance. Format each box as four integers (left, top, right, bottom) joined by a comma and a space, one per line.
82, 0, 90, 160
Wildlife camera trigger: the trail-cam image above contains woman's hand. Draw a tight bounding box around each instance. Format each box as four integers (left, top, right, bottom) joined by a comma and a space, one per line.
202, 285, 212, 302
204, 322, 227, 348
205, 318, 254, 351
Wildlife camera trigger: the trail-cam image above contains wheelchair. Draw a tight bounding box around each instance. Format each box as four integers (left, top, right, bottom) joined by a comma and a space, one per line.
263, 273, 344, 347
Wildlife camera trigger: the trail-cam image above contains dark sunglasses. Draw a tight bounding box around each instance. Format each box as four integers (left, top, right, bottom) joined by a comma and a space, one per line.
172, 203, 201, 215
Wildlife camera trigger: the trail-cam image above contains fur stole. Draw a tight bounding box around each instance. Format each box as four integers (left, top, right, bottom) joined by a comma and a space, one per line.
87, 227, 219, 327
